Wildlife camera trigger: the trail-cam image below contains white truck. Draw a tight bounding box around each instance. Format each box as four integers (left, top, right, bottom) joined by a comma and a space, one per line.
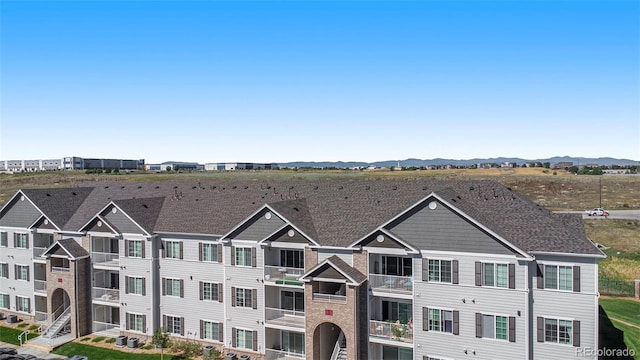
585, 208, 609, 217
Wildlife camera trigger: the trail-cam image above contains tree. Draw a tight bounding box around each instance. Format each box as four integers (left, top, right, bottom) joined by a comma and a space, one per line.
152, 327, 171, 360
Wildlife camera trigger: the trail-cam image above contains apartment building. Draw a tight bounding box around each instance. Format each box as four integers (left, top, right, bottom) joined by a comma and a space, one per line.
0, 179, 603, 359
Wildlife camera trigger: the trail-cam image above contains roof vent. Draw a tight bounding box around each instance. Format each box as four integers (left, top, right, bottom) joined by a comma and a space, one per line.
173, 186, 178, 189
293, 207, 299, 212
469, 186, 475, 191
244, 186, 249, 189
137, 186, 142, 189
365, 186, 370, 190
155, 186, 160, 189
72, 192, 77, 196
121, 186, 125, 189
143, 204, 148, 208
105, 186, 109, 189
45, 193, 50, 197
422, 186, 428, 191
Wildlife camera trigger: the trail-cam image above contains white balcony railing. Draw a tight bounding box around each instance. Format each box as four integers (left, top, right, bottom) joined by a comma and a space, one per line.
369, 274, 413, 294
51, 266, 70, 273
34, 280, 47, 294
265, 307, 305, 328
264, 266, 304, 285
265, 348, 306, 360
92, 287, 120, 303
92, 252, 120, 268
93, 321, 120, 333
312, 293, 346, 303
369, 319, 413, 343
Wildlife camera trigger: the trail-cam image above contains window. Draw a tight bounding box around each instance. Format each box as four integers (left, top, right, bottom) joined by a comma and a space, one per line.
0, 232, 7, 247
14, 233, 28, 249
233, 328, 256, 350
164, 241, 182, 259
233, 287, 254, 308
280, 249, 304, 268
428, 309, 453, 333
201, 320, 222, 341
382, 346, 413, 360
0, 293, 9, 309
165, 315, 184, 335
126, 277, 145, 295
281, 291, 304, 312
428, 259, 452, 283
476, 313, 515, 341
0, 263, 8, 278
482, 263, 508, 288
234, 247, 254, 267
544, 265, 573, 291
200, 282, 222, 302
126, 313, 145, 332
544, 318, 574, 345
201, 243, 220, 262
382, 300, 412, 323
163, 278, 183, 297
381, 256, 412, 276
281, 331, 305, 356
16, 296, 30, 313
127, 240, 143, 258
15, 265, 29, 281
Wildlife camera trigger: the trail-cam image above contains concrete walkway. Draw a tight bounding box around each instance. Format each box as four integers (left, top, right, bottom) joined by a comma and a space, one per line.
0, 340, 67, 359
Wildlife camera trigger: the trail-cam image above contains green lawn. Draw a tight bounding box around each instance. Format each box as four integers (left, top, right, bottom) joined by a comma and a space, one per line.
0, 326, 39, 345
600, 298, 640, 359
53, 342, 189, 360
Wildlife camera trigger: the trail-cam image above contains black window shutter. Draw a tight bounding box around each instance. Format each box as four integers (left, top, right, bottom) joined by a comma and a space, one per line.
251, 247, 257, 267
231, 247, 235, 265
143, 315, 146, 333
573, 320, 580, 347
142, 278, 146, 296
231, 287, 236, 307
14, 265, 17, 280
252, 289, 257, 309
179, 242, 184, 259
453, 310, 459, 335
217, 244, 223, 262
162, 278, 166, 296
422, 307, 429, 331
252, 330, 258, 351
199, 320, 204, 339
125, 276, 130, 294
26, 267, 29, 281
475, 262, 482, 286
573, 266, 581, 292
422, 258, 428, 282
161, 241, 166, 258
180, 317, 185, 336
475, 313, 482, 338
198, 243, 203, 261
452, 260, 459, 284
124, 240, 129, 257
126, 313, 130, 330
199, 281, 204, 300
141, 241, 145, 258
537, 317, 544, 342
218, 323, 223, 342
218, 283, 223, 303
163, 314, 167, 328
508, 263, 516, 289
180, 279, 184, 298
509, 316, 516, 342
232, 327, 236, 348
537, 264, 544, 289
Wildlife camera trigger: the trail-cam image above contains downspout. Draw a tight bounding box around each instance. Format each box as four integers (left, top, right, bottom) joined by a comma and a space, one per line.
75, 258, 79, 338
524, 261, 530, 360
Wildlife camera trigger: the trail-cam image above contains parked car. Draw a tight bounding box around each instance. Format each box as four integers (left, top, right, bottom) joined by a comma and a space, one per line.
585, 208, 609, 216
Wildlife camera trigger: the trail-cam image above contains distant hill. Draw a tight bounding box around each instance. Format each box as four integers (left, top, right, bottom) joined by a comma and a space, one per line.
279, 157, 638, 169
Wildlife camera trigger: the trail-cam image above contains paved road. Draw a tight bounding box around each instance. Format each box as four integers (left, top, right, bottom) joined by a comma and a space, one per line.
555, 210, 640, 220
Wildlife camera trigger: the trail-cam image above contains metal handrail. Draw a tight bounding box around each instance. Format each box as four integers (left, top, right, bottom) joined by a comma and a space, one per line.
41, 305, 70, 337
38, 303, 65, 333
330, 332, 345, 360
18, 330, 29, 346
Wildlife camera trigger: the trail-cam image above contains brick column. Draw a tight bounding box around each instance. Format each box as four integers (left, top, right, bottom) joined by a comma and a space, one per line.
635, 280, 640, 300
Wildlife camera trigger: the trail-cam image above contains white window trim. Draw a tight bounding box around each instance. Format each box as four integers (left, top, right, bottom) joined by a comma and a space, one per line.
542, 315, 575, 346
481, 262, 509, 288
234, 246, 253, 267
165, 277, 182, 297
428, 307, 454, 334
165, 314, 183, 335
234, 287, 254, 308
234, 327, 255, 350
15, 295, 30, 313
14, 233, 29, 248
201, 319, 222, 341
202, 281, 219, 302
0, 292, 9, 309
428, 258, 453, 284
201, 243, 219, 263
15, 264, 29, 281
127, 240, 144, 258
165, 240, 182, 259
127, 312, 146, 333
128, 276, 145, 296
481, 312, 511, 342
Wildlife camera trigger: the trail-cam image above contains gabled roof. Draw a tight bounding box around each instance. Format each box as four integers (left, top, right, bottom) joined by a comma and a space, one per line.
42, 238, 89, 260
268, 198, 319, 241
111, 197, 165, 235
300, 255, 367, 285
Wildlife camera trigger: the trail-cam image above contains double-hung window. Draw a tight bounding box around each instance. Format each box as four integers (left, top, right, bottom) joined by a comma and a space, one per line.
15, 265, 29, 281
126, 313, 145, 332
0, 232, 7, 247
233, 328, 256, 350
200, 282, 222, 302
543, 318, 574, 345
482, 263, 508, 288
126, 240, 144, 258
163, 278, 183, 297
232, 287, 255, 308
14, 233, 28, 249
126, 276, 145, 295
234, 247, 254, 267
16, 296, 30, 313
428, 259, 452, 283
201, 243, 220, 262
427, 309, 453, 333
164, 241, 182, 259
544, 265, 573, 291
201, 321, 222, 341
0, 293, 9, 309
164, 315, 184, 336
476, 313, 515, 342
0, 263, 8, 278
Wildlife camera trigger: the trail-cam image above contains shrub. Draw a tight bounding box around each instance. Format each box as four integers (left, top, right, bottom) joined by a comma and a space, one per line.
141, 344, 153, 350
171, 340, 203, 357
17, 323, 28, 329
105, 337, 116, 344
81, 337, 91, 342
92, 336, 106, 342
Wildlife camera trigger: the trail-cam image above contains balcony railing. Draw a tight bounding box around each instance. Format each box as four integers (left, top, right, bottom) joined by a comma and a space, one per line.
369, 274, 413, 294
35, 311, 48, 323
265, 348, 306, 360
264, 266, 304, 285
33, 247, 47, 259
51, 266, 70, 273
265, 307, 305, 328
369, 320, 413, 343
34, 280, 47, 294
312, 293, 346, 303
93, 321, 121, 333
92, 287, 120, 303
92, 252, 120, 268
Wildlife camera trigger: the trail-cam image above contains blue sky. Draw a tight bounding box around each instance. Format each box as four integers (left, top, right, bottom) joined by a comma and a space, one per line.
1, 0, 638, 164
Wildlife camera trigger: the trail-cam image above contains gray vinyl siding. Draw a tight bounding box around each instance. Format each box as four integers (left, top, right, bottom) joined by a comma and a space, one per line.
159, 236, 225, 340
119, 237, 154, 335
414, 253, 527, 360
0, 198, 41, 227
387, 200, 514, 255
0, 229, 33, 312
317, 249, 353, 266
230, 212, 285, 241
225, 243, 264, 351
104, 209, 145, 235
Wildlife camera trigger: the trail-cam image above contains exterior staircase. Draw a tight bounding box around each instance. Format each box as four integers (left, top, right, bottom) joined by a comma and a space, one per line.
23, 306, 73, 352
331, 332, 347, 360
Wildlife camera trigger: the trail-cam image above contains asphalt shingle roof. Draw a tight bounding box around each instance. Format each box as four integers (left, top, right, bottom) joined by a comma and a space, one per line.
20, 187, 94, 229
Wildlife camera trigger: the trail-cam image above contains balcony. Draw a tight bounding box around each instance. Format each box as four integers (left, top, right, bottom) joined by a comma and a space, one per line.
264, 266, 304, 286
92, 252, 120, 268
51, 266, 70, 273
92, 288, 120, 304
369, 274, 413, 295
33, 247, 48, 260
369, 319, 413, 344
34, 280, 47, 295
312, 293, 346, 303
265, 349, 305, 360
265, 307, 305, 329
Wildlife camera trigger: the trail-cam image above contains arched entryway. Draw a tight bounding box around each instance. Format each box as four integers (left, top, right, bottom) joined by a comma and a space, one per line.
313, 322, 346, 360
49, 288, 72, 336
